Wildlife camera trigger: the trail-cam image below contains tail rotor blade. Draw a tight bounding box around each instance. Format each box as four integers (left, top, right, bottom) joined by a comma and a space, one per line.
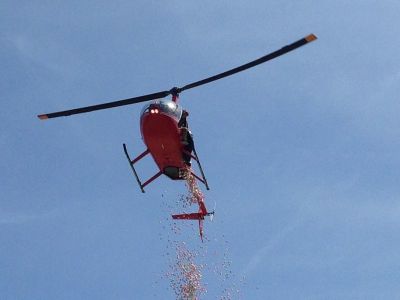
210, 213, 214, 222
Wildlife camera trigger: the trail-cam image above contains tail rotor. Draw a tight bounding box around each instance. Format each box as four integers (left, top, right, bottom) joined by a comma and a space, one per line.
207, 201, 216, 221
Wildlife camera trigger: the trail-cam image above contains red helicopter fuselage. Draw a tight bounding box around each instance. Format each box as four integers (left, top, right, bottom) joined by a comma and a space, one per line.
140, 99, 187, 180
123, 97, 209, 192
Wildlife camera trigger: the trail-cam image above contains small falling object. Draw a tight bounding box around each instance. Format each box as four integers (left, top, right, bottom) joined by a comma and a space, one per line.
161, 168, 239, 299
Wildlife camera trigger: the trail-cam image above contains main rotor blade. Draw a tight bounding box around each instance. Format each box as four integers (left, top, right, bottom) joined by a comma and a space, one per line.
38, 34, 317, 120
38, 90, 170, 120
179, 34, 317, 93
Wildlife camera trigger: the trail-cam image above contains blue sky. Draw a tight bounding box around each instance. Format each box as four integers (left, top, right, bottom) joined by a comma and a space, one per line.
2, 1, 400, 299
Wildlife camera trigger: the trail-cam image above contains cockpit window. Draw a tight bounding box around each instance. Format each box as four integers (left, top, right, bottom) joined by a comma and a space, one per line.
141, 99, 183, 121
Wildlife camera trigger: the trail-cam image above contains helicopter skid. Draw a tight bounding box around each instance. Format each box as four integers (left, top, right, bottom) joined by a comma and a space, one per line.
123, 143, 163, 193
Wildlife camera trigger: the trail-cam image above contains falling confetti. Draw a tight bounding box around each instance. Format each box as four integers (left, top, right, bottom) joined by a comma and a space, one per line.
159, 169, 240, 299
166, 242, 206, 300
180, 167, 205, 208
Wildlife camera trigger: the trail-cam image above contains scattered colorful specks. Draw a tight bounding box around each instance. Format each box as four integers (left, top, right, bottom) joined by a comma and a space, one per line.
158, 169, 241, 299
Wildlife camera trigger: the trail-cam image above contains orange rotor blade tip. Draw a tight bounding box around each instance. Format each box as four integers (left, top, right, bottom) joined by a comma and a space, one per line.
305, 34, 317, 42
38, 114, 49, 120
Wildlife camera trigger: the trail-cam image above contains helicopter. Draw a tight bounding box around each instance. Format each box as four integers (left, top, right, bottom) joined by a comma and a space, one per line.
38, 34, 317, 240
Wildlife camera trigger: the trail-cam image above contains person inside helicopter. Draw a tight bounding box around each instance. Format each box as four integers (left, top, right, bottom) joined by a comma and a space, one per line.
178, 110, 194, 166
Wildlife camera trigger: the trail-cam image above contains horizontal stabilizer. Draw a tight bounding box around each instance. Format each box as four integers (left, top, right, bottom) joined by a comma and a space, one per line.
172, 213, 203, 220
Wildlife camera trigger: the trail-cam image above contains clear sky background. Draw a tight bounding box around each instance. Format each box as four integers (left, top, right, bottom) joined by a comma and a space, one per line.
2, 1, 400, 299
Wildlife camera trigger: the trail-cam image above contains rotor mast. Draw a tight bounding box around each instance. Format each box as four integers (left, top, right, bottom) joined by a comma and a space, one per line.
170, 87, 180, 103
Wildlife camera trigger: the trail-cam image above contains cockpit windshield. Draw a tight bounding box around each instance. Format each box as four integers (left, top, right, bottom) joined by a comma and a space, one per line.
141, 99, 183, 121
